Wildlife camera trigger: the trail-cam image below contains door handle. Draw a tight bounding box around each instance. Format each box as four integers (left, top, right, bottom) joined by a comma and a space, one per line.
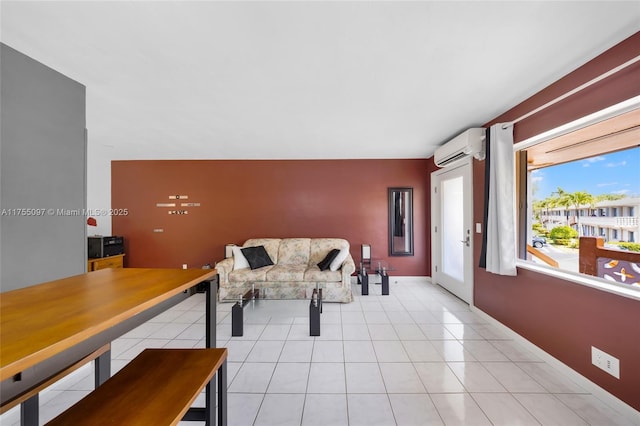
460, 236, 470, 247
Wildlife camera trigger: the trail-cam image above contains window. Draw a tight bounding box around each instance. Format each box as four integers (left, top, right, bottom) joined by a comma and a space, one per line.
515, 99, 640, 298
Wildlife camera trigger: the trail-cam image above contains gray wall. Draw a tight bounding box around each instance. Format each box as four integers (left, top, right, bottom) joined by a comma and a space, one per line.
1, 43, 87, 291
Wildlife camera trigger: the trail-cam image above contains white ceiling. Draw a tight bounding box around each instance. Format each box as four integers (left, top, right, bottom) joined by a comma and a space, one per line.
2, 1, 639, 160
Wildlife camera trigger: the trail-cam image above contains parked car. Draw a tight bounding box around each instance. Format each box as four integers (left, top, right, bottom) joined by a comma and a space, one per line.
532, 235, 546, 248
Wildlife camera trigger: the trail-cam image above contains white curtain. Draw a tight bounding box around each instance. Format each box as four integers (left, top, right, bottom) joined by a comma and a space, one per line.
486, 124, 517, 275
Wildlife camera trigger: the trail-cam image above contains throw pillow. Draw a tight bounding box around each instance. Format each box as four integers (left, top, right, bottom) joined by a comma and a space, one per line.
317, 248, 341, 271
232, 246, 250, 270
329, 247, 349, 272
241, 245, 274, 270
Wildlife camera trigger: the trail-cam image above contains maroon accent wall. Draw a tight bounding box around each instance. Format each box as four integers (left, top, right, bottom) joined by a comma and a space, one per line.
112, 159, 434, 276
475, 32, 640, 411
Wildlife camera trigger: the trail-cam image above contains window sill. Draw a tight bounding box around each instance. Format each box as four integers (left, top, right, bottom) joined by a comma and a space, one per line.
515, 260, 640, 302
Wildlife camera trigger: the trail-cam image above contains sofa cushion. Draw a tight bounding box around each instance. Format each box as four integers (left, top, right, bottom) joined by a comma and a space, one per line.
243, 239, 281, 264
304, 267, 342, 282
278, 238, 311, 265
330, 247, 350, 272
232, 246, 250, 270
241, 245, 274, 270
266, 264, 307, 281
309, 239, 350, 266
317, 248, 340, 271
228, 266, 272, 283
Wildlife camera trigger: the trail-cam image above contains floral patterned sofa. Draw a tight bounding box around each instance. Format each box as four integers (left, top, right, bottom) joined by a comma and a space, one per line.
215, 238, 355, 303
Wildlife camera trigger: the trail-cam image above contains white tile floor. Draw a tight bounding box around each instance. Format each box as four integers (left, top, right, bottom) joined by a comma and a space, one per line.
2, 279, 637, 425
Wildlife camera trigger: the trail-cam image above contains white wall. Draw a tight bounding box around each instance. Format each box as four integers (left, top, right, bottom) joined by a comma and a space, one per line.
86, 142, 113, 237
1, 44, 87, 290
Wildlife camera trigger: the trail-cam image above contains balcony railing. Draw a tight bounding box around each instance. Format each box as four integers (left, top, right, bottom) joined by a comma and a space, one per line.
579, 237, 640, 286
538, 214, 639, 229
579, 216, 638, 228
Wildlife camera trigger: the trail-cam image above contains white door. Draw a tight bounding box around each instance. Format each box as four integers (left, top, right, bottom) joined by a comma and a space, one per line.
431, 159, 474, 304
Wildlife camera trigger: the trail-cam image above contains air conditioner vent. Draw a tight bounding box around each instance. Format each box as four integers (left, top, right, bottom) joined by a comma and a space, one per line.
434, 128, 485, 168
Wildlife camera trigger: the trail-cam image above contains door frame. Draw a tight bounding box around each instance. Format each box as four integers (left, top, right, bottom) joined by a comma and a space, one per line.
431, 158, 474, 305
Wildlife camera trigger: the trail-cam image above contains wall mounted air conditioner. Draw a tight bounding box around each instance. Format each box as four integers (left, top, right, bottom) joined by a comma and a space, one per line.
434, 128, 486, 168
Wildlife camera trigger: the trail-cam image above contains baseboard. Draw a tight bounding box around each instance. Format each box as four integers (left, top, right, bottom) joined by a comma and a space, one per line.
350, 275, 431, 285
471, 306, 640, 423
389, 276, 431, 284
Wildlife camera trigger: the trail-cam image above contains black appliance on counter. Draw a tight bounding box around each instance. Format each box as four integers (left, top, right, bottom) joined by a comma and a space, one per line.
88, 236, 124, 258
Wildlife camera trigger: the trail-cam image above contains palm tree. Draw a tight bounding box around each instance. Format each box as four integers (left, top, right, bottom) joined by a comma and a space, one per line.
545, 196, 560, 230
533, 197, 555, 230
552, 187, 572, 225
569, 191, 594, 236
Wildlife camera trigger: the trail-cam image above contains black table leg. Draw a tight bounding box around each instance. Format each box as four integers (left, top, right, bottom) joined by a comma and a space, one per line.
20, 394, 38, 426
309, 289, 321, 336
381, 272, 389, 295
94, 349, 111, 386
231, 302, 243, 336
205, 277, 217, 349
361, 272, 369, 295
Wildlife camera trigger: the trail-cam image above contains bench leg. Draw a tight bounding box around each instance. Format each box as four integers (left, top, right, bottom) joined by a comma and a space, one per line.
361, 273, 369, 295
200, 360, 227, 426
218, 360, 227, 426
20, 394, 38, 426
205, 375, 213, 425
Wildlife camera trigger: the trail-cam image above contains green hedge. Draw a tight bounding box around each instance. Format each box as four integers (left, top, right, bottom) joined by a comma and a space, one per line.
549, 226, 578, 245
618, 242, 640, 252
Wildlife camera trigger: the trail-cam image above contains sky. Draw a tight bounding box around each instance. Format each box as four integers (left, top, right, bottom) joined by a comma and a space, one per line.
531, 146, 640, 200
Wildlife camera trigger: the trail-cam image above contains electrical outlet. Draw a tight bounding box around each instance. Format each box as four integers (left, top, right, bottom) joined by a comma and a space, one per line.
182, 264, 188, 269
591, 346, 620, 379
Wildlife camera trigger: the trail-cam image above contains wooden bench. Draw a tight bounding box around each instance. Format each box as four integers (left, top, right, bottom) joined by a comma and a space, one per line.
46, 348, 228, 426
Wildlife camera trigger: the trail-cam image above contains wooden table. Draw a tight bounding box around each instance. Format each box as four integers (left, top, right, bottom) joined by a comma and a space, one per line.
0, 268, 223, 425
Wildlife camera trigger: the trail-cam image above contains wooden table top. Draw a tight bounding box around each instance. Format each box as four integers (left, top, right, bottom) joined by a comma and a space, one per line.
0, 268, 217, 381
